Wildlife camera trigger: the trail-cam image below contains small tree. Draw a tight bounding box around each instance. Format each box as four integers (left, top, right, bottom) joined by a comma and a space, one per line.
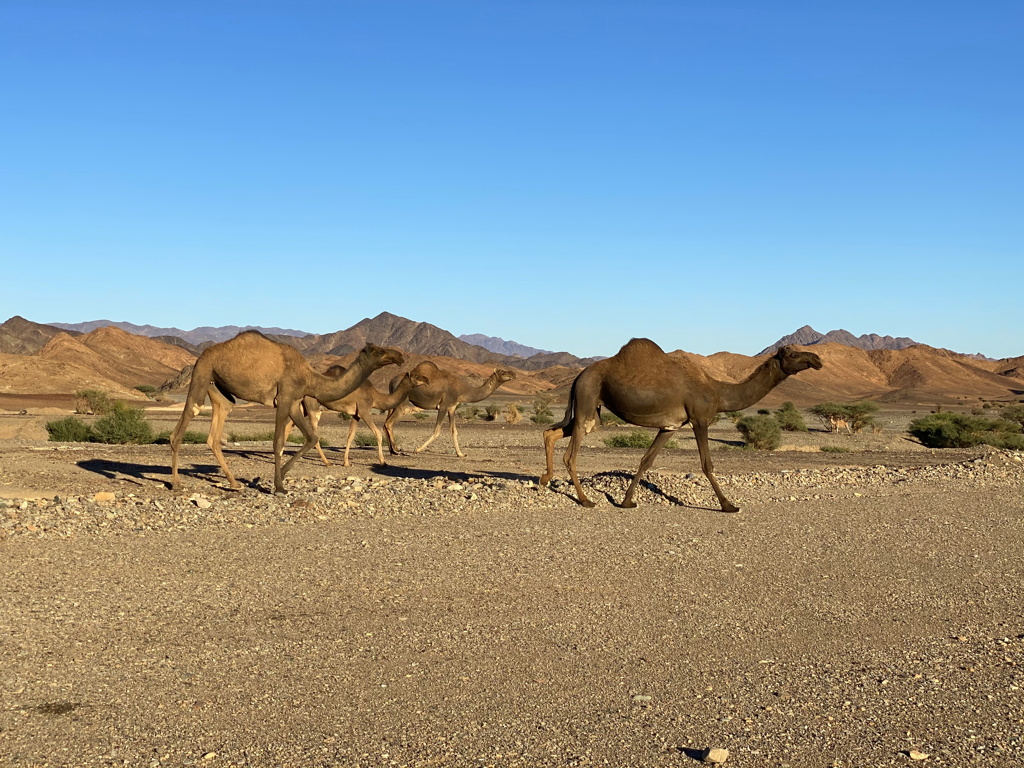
909, 413, 1023, 449
774, 401, 808, 432
844, 401, 879, 433
75, 389, 114, 415
531, 397, 555, 424
736, 414, 781, 450
46, 416, 94, 442
1000, 404, 1024, 430
91, 402, 155, 444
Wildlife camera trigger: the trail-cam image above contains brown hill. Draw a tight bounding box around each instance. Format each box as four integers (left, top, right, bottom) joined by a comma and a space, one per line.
0, 352, 143, 400
39, 329, 195, 390
0, 316, 79, 355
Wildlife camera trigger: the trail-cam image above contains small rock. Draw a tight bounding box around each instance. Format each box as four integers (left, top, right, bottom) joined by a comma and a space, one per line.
632, 694, 652, 704
907, 750, 929, 761
701, 747, 729, 764
192, 498, 212, 510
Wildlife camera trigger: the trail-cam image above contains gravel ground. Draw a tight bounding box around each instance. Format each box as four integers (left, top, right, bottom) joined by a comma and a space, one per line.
1, 418, 1022, 767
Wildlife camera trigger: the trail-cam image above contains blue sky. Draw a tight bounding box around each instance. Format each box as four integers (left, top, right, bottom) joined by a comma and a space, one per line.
2, 1, 1021, 358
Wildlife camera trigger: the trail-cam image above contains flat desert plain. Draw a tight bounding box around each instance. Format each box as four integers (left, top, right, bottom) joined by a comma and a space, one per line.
1, 404, 1022, 767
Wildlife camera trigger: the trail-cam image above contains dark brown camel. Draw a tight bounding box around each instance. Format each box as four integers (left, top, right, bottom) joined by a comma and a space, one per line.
383, 361, 517, 457
540, 339, 822, 511
169, 331, 404, 493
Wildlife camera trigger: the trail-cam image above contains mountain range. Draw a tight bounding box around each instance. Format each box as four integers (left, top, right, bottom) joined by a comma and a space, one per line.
2, 314, 1022, 408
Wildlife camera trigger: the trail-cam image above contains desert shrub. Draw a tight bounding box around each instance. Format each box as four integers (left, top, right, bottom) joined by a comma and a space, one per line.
531, 397, 555, 424
91, 402, 155, 445
153, 430, 207, 444
723, 411, 744, 423
600, 410, 624, 426
412, 411, 431, 420
46, 416, 94, 443
809, 401, 878, 433
353, 432, 376, 447
735, 414, 781, 450
820, 445, 850, 453
604, 429, 656, 449
458, 404, 482, 421
229, 430, 276, 442
908, 413, 1022, 449
75, 389, 115, 415
484, 404, 500, 422
1000, 405, 1024, 429
504, 403, 522, 424
134, 384, 157, 397
774, 401, 808, 432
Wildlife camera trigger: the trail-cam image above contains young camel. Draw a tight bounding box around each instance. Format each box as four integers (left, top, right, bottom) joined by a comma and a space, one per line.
292, 367, 428, 467
169, 331, 404, 494
540, 339, 823, 512
383, 361, 517, 457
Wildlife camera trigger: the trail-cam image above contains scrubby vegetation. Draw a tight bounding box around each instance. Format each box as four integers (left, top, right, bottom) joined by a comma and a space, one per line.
774, 401, 808, 432
91, 403, 156, 444
45, 416, 94, 443
531, 398, 555, 425
75, 389, 115, 415
600, 410, 624, 425
908, 413, 1024, 449
504, 403, 522, 424
735, 414, 782, 450
809, 401, 879, 433
603, 429, 674, 449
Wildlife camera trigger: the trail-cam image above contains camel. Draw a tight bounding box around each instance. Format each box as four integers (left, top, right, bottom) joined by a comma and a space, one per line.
540, 339, 823, 512
290, 366, 429, 467
829, 415, 853, 434
383, 361, 517, 457
169, 331, 404, 494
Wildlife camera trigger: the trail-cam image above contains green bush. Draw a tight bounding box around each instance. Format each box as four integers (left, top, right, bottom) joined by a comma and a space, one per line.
735, 414, 781, 450
810, 401, 879, 433
821, 445, 850, 453
908, 412, 1023, 449
600, 410, 624, 425
774, 401, 808, 432
353, 432, 377, 447
46, 416, 94, 442
532, 398, 554, 424
484, 404, 500, 422
91, 403, 155, 444
154, 430, 208, 445
1001, 405, 1024, 429
134, 384, 157, 396
75, 389, 115, 415
603, 429, 675, 449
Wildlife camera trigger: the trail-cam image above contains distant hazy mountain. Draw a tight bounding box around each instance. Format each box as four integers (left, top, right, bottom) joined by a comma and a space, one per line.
760, 325, 920, 355
0, 316, 79, 355
49, 320, 311, 346
459, 334, 552, 359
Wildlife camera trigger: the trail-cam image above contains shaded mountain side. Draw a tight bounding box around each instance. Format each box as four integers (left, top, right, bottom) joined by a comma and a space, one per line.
51, 320, 311, 345
459, 334, 552, 359
760, 325, 919, 355
0, 353, 146, 400
0, 316, 80, 355
38, 330, 194, 390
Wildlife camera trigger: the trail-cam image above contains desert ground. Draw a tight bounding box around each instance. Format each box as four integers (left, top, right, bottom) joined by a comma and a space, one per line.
1, 400, 1022, 767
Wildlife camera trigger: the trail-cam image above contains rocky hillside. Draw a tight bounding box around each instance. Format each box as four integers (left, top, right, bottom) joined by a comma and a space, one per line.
760, 325, 920, 355
50, 320, 310, 345
0, 316, 79, 355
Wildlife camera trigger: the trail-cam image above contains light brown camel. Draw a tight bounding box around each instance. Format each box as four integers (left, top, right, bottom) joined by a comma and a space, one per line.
828, 415, 853, 434
540, 339, 823, 512
290, 366, 429, 467
169, 331, 404, 494
383, 361, 517, 457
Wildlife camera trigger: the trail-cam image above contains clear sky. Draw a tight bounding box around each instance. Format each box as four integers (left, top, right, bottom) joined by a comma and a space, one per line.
2, 1, 1021, 358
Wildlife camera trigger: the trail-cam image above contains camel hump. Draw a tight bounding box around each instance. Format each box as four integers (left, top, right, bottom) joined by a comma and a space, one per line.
616, 338, 667, 359
411, 360, 441, 376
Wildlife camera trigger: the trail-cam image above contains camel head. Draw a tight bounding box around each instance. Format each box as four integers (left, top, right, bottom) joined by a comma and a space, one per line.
493, 368, 518, 385
361, 344, 405, 369
773, 346, 823, 376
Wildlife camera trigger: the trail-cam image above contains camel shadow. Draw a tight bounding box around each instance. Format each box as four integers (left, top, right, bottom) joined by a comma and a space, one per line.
370, 464, 538, 485
78, 458, 177, 488
546, 470, 720, 512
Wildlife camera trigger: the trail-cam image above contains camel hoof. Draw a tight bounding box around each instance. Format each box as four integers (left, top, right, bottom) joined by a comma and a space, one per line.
579, 498, 597, 509
721, 504, 740, 514
619, 500, 637, 509
538, 475, 551, 487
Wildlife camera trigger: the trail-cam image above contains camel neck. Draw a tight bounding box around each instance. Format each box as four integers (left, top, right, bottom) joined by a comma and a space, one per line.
313, 357, 373, 400
716, 359, 787, 412
465, 375, 501, 403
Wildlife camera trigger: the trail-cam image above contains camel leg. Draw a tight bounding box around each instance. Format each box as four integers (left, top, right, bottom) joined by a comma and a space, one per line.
383, 404, 407, 455
562, 426, 595, 508
309, 409, 330, 466
692, 420, 739, 513
415, 404, 451, 454
205, 388, 240, 490
448, 405, 466, 458
363, 414, 387, 465
539, 412, 572, 486
277, 401, 318, 493
620, 429, 674, 508
342, 416, 360, 467
169, 393, 202, 491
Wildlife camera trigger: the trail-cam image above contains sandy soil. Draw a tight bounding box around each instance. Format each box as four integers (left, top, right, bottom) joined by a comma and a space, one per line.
1, 410, 1022, 767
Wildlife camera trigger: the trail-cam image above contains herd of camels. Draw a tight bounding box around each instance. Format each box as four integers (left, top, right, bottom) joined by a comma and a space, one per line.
169, 331, 823, 511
